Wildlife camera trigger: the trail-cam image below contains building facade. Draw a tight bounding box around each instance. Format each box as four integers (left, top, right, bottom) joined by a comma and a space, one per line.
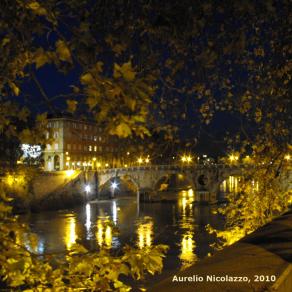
44, 117, 119, 171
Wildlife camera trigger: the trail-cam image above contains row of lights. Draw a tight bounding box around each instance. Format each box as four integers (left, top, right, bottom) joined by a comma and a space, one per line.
64, 151, 290, 169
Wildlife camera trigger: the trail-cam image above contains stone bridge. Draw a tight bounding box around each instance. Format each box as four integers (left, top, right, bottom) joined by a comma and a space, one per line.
96, 164, 243, 202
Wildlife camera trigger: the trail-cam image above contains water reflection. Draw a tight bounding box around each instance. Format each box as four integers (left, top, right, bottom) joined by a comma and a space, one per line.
136, 217, 154, 249
178, 189, 197, 269
85, 203, 93, 240
96, 218, 113, 248
64, 216, 77, 250
112, 200, 117, 224
220, 176, 240, 193
220, 176, 260, 194
21, 195, 225, 278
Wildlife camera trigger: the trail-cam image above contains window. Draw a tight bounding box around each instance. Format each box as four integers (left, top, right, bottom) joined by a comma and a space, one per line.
46, 144, 51, 150
89, 145, 92, 151
79, 144, 82, 150
99, 137, 102, 141
45, 132, 49, 139
84, 134, 87, 140
67, 144, 71, 150
84, 146, 87, 151
54, 131, 59, 138
94, 146, 97, 152
73, 144, 76, 150
94, 136, 97, 141
99, 146, 102, 151
54, 143, 59, 150
84, 125, 87, 130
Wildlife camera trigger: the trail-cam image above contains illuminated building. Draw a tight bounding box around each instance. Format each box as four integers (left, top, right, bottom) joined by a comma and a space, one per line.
43, 117, 119, 171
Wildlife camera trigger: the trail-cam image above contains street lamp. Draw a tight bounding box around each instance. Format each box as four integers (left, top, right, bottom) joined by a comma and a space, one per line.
85, 185, 91, 193
284, 154, 291, 161
181, 155, 192, 164
137, 157, 143, 165
229, 154, 239, 163
181, 155, 187, 163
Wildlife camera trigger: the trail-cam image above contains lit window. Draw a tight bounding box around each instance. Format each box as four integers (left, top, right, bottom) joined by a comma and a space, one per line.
46, 144, 51, 150
45, 132, 49, 139
94, 136, 97, 141
94, 146, 97, 152
54, 143, 59, 150
89, 146, 92, 151
99, 137, 102, 141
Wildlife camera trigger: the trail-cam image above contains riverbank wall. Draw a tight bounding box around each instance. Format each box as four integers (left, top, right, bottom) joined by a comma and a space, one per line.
31, 170, 98, 211
1, 170, 98, 212
149, 209, 292, 292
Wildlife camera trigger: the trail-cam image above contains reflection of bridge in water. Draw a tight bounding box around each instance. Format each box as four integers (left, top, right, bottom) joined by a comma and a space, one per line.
96, 164, 243, 203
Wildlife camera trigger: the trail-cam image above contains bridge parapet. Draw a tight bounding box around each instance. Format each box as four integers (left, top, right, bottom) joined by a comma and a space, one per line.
97, 164, 245, 174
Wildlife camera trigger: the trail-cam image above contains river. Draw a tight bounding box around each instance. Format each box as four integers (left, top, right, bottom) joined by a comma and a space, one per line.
21, 189, 225, 288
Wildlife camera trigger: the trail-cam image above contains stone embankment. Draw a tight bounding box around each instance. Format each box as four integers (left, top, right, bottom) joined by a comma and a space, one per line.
31, 170, 97, 211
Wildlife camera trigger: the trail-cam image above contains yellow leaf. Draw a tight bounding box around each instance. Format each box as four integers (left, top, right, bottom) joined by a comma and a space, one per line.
27, 1, 47, 16
95, 61, 103, 73
56, 40, 71, 62
87, 96, 99, 110
113, 63, 122, 79
113, 61, 136, 81
81, 73, 94, 85
115, 123, 132, 138
34, 48, 50, 69
10, 82, 20, 96
1, 37, 10, 47
66, 100, 77, 113
125, 97, 136, 111
120, 61, 136, 81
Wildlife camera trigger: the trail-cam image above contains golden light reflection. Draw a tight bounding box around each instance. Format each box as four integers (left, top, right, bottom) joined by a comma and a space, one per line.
136, 218, 154, 249
96, 219, 113, 248
177, 189, 197, 269
64, 216, 77, 250
220, 176, 240, 193
180, 233, 197, 269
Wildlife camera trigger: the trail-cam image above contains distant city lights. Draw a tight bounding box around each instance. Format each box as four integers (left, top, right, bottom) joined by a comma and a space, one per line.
21, 144, 42, 159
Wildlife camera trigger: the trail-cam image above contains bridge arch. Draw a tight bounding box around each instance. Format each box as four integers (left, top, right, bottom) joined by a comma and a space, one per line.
98, 173, 139, 198
154, 172, 195, 191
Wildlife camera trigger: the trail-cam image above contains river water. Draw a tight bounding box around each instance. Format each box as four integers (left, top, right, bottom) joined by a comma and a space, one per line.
22, 189, 225, 288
